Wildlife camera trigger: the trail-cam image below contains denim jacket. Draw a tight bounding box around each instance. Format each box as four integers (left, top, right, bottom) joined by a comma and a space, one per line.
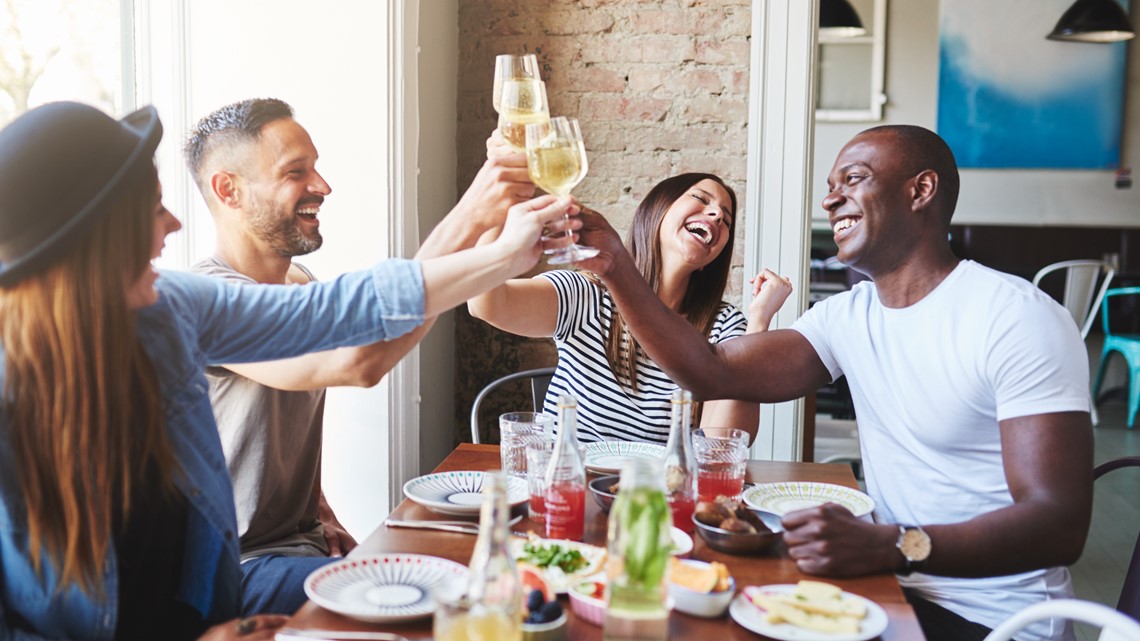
0, 261, 424, 640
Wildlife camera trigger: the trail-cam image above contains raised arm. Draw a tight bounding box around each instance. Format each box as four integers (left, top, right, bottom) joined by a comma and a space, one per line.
700, 270, 795, 443
577, 209, 828, 404
781, 411, 1093, 578
220, 150, 538, 390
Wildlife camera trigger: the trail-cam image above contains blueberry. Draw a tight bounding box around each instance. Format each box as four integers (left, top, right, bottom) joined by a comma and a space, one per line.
526, 612, 545, 624
539, 600, 563, 622
526, 588, 546, 613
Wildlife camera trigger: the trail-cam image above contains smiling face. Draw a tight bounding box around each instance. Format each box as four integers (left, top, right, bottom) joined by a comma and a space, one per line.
125, 179, 182, 309
822, 132, 919, 277
658, 178, 735, 274
238, 118, 330, 257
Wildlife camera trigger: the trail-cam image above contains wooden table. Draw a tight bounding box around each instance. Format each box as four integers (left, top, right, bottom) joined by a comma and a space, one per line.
288, 444, 926, 640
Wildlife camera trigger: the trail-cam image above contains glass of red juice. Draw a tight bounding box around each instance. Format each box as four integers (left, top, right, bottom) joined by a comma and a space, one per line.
693, 428, 749, 503
668, 492, 696, 533
526, 439, 555, 524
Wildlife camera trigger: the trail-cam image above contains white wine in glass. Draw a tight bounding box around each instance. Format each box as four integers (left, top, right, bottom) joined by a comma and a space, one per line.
526, 116, 599, 265
492, 53, 540, 114
498, 78, 549, 150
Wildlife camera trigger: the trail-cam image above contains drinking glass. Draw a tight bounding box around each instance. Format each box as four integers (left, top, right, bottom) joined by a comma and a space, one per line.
524, 116, 599, 265
432, 575, 521, 641
492, 53, 540, 114
692, 428, 749, 503
525, 439, 556, 524
499, 412, 554, 480
497, 77, 549, 150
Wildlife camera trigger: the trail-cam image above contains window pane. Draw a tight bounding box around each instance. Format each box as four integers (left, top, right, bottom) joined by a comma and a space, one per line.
0, 0, 123, 127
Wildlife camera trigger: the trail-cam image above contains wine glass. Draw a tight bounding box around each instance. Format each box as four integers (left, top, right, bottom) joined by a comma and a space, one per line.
525, 116, 599, 264
498, 77, 549, 150
492, 53, 540, 114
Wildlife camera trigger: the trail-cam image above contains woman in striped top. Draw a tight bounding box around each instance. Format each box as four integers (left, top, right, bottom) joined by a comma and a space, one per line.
469, 173, 792, 444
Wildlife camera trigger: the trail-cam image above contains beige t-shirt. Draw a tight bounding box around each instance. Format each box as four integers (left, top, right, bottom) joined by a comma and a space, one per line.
192, 256, 327, 561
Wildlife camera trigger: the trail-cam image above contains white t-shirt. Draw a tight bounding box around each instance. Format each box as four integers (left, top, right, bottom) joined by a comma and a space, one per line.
792, 260, 1089, 641
539, 270, 747, 443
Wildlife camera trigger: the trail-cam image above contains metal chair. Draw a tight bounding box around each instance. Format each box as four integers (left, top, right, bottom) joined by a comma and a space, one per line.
1033, 260, 1115, 426
1031, 259, 1115, 340
981, 599, 1140, 641
1093, 288, 1140, 429
469, 367, 556, 444
1093, 456, 1140, 621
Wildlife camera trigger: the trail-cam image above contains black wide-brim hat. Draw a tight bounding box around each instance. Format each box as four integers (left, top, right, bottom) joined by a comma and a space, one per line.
0, 101, 163, 287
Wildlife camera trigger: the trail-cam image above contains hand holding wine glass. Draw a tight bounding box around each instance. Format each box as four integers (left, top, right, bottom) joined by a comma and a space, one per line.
525, 116, 599, 264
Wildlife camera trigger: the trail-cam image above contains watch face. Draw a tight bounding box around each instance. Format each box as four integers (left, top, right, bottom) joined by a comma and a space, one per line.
902, 528, 932, 562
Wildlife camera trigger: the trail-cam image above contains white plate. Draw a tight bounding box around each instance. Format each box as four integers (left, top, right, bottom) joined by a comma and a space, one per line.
730, 585, 888, 641
671, 526, 693, 556
583, 441, 665, 474
509, 536, 607, 594
742, 482, 874, 518
402, 471, 529, 516
304, 554, 468, 623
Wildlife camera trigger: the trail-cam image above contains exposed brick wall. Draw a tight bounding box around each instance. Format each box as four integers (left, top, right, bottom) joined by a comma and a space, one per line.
455, 0, 752, 444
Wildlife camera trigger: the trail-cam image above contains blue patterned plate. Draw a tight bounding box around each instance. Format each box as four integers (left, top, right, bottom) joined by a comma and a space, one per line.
402, 470, 529, 516
742, 482, 875, 518
583, 441, 666, 474
303, 554, 468, 623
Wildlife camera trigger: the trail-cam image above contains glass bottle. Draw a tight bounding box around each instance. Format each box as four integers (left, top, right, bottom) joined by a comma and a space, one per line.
463, 471, 522, 641
663, 389, 697, 533
544, 395, 586, 540
603, 458, 672, 641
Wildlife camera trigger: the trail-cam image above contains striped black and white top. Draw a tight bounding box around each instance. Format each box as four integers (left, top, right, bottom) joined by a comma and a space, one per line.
538, 270, 748, 444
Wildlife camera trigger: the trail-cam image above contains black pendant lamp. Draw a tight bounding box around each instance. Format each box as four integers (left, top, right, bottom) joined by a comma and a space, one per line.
1047, 0, 1135, 43
820, 0, 867, 38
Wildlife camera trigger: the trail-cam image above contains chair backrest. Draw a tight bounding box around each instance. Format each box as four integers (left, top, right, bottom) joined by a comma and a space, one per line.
1094, 456, 1140, 620
469, 367, 556, 444
1102, 287, 1140, 339
1032, 259, 1115, 339
982, 599, 1140, 641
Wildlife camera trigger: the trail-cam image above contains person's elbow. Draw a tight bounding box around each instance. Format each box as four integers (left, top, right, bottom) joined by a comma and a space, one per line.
328, 348, 397, 388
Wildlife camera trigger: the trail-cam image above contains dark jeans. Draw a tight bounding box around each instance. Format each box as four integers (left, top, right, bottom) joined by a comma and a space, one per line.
903, 588, 997, 641
240, 554, 337, 615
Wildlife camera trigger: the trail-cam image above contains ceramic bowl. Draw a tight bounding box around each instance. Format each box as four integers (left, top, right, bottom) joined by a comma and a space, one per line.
587, 474, 620, 514
568, 584, 606, 627
692, 513, 781, 555
667, 559, 736, 618
522, 610, 568, 641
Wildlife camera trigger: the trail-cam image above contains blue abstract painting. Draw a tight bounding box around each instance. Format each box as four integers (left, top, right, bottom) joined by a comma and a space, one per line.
937, 0, 1127, 169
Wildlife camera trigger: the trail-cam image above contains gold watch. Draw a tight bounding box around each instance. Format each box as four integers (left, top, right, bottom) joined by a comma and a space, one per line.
896, 525, 931, 574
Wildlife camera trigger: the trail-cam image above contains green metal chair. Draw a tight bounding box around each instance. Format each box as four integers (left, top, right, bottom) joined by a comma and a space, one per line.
1092, 287, 1140, 428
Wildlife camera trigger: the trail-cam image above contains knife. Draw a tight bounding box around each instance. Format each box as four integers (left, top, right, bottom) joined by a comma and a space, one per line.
383, 514, 521, 534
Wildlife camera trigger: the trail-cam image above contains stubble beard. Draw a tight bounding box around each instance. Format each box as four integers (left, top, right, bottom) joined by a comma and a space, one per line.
247, 193, 323, 258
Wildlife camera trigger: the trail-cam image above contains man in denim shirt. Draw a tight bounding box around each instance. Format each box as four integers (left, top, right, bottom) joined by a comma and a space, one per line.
183, 98, 536, 615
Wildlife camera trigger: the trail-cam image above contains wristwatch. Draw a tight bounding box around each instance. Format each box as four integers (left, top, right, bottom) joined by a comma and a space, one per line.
896, 525, 931, 574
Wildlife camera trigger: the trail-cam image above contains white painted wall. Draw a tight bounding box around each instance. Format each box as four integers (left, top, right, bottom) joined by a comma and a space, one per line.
811, 0, 1140, 229
416, 0, 460, 474
141, 1, 394, 541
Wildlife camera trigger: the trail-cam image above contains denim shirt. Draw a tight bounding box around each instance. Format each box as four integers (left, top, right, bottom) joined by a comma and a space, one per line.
0, 260, 424, 640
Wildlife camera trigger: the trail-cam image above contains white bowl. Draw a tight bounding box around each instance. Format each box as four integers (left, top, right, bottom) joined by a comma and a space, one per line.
668, 559, 736, 618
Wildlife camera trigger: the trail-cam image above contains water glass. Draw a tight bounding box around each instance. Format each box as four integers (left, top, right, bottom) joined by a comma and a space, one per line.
526, 439, 555, 524
499, 412, 554, 480
692, 428, 749, 502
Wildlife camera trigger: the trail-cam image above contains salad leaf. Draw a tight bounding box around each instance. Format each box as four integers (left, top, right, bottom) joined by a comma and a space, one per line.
521, 542, 589, 574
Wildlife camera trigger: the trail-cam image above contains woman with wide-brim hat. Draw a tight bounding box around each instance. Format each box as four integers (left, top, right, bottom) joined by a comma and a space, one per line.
0, 101, 576, 640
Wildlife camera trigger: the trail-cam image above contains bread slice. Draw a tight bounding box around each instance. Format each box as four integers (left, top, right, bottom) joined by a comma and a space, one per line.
751, 593, 861, 635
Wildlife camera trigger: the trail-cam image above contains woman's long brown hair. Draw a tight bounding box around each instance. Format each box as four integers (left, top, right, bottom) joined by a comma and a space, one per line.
0, 162, 177, 595
601, 173, 738, 392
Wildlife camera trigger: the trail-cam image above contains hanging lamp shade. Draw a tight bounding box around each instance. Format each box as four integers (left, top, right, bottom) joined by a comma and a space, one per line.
1047, 0, 1135, 43
820, 0, 867, 38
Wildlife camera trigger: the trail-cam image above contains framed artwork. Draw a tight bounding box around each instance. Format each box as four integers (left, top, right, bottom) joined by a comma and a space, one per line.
937, 0, 1128, 169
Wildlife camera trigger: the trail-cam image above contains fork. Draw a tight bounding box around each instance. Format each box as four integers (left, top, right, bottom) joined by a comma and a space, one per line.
384, 515, 521, 534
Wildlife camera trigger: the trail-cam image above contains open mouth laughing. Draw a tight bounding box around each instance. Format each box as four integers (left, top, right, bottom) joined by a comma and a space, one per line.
685, 221, 716, 246
832, 216, 861, 239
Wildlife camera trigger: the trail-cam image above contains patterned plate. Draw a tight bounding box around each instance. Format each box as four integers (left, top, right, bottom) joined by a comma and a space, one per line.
742, 482, 875, 518
583, 441, 666, 474
304, 554, 468, 623
403, 471, 529, 516
731, 586, 888, 641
